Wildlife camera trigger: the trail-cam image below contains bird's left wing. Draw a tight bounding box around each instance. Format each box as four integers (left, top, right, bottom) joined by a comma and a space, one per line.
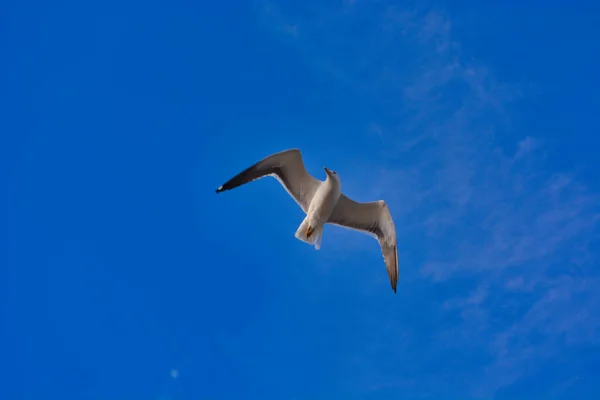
327, 194, 399, 293
215, 149, 321, 213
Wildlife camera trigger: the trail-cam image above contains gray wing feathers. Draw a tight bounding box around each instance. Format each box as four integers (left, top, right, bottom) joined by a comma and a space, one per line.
327, 195, 399, 293
215, 149, 321, 213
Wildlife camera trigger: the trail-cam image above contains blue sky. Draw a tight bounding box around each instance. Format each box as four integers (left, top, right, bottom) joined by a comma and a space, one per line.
2, 0, 600, 399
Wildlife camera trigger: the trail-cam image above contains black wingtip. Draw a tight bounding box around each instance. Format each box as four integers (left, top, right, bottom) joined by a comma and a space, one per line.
215, 185, 224, 194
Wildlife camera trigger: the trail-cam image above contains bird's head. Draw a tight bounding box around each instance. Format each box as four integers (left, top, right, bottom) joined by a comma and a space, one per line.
323, 166, 340, 183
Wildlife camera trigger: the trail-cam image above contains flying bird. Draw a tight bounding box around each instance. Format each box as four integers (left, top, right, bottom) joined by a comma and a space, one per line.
215, 149, 399, 293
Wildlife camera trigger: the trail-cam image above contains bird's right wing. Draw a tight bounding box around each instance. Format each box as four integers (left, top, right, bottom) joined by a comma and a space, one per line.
327, 194, 399, 293
215, 149, 321, 213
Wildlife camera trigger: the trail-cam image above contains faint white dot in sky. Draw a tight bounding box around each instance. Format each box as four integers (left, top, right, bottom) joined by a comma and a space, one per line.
170, 369, 179, 379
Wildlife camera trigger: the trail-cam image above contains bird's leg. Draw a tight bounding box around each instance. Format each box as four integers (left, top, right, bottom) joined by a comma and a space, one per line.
306, 225, 314, 238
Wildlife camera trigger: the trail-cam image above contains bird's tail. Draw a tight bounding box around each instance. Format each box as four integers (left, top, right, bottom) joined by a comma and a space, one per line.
294, 217, 323, 250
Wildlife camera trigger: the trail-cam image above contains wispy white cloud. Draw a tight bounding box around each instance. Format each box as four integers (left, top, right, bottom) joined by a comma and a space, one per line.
259, 0, 600, 397
514, 136, 540, 160
259, 2, 300, 39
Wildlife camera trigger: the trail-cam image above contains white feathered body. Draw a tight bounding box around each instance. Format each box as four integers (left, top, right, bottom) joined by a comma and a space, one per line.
308, 175, 342, 227
294, 174, 341, 250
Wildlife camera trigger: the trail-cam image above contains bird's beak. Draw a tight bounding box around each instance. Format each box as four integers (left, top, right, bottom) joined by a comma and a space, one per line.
323, 166, 331, 175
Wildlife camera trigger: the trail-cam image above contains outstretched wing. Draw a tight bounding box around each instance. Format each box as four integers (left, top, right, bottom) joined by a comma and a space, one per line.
327, 194, 399, 293
215, 148, 321, 213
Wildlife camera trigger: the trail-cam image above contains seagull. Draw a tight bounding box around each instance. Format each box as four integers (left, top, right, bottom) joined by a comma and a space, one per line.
215, 148, 399, 293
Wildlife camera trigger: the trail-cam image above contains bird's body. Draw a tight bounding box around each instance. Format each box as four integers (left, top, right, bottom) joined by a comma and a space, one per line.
298, 167, 342, 246
215, 148, 399, 293
307, 170, 342, 228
